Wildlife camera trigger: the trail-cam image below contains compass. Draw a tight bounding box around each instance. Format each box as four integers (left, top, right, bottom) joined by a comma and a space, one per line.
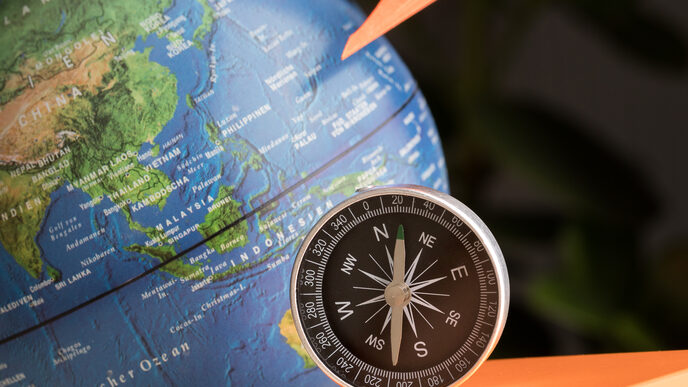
290, 185, 509, 386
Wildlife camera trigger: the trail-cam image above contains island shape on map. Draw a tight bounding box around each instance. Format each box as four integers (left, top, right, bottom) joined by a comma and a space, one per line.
0, 0, 215, 278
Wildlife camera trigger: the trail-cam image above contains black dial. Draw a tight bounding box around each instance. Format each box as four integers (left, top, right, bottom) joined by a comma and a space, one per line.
291, 185, 508, 387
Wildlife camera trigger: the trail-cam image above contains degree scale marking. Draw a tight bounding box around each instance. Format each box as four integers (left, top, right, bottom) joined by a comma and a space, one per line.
311, 199, 490, 383
312, 201, 476, 382
1, 87, 424, 346
296, 193, 503, 386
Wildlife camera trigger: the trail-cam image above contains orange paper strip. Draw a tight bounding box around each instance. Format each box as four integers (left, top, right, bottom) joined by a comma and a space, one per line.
341, 0, 438, 60
462, 350, 688, 387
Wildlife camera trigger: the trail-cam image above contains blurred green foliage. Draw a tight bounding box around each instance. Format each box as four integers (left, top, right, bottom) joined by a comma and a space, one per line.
357, 0, 688, 356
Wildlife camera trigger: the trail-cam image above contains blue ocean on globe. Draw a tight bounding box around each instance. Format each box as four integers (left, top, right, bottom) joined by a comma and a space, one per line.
0, 0, 447, 385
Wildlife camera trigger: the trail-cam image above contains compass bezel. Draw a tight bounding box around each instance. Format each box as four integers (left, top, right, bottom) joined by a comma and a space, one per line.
290, 184, 509, 386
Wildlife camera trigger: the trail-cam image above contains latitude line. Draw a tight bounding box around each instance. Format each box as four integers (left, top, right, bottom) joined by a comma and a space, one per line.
0, 87, 421, 346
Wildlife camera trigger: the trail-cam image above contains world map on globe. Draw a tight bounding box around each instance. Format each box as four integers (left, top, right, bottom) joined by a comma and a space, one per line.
0, 0, 447, 384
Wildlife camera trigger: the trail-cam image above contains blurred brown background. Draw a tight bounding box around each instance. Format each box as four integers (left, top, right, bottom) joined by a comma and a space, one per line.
357, 0, 688, 358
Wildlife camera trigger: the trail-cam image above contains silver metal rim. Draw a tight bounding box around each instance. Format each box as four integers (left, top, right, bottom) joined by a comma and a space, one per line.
290, 184, 509, 387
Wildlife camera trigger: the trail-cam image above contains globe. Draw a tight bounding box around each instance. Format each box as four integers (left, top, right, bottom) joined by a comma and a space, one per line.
0, 0, 447, 384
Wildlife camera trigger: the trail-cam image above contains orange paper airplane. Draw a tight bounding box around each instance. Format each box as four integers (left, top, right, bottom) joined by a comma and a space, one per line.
341, 0, 438, 60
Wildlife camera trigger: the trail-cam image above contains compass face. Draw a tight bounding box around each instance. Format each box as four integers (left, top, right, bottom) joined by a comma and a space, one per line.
291, 186, 509, 387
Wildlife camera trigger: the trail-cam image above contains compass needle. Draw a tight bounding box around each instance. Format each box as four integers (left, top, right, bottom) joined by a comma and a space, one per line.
292, 186, 509, 386
393, 224, 405, 281
391, 306, 403, 365
386, 224, 407, 366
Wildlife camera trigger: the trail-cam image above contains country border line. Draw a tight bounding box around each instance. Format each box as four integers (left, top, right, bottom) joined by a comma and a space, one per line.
0, 87, 420, 346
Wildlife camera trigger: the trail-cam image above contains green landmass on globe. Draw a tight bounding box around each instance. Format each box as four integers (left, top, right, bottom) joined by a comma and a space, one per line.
0, 0, 239, 279
0, 0, 199, 278
280, 309, 316, 369
0, 0, 448, 384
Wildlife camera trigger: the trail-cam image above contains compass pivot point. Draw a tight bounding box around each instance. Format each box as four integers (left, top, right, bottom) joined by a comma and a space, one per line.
385, 282, 411, 307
